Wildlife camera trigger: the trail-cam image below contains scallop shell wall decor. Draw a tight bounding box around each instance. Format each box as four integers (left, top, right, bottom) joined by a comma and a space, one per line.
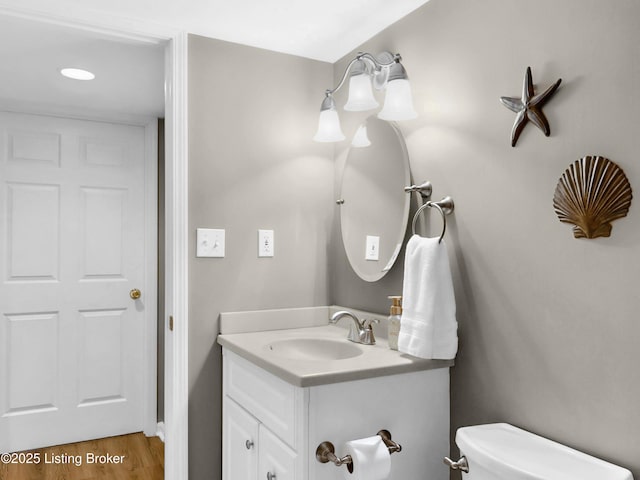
553, 156, 632, 239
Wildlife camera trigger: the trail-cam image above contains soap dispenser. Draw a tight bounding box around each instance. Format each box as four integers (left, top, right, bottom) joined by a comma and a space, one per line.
387, 296, 402, 350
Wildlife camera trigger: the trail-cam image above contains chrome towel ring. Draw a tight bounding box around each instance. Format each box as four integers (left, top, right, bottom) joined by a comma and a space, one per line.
411, 196, 455, 243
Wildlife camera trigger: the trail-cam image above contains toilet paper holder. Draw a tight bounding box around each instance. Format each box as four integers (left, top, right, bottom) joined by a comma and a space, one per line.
315, 429, 402, 473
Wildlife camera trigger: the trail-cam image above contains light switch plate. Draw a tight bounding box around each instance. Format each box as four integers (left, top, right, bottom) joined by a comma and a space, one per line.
196, 228, 225, 258
258, 229, 274, 257
365, 235, 380, 261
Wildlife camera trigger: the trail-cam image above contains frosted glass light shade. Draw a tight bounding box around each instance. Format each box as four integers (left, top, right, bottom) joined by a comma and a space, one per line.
377, 78, 418, 121
344, 74, 379, 112
351, 125, 371, 147
313, 109, 345, 142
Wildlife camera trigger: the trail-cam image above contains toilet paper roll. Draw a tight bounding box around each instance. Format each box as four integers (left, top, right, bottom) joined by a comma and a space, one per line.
342, 435, 391, 480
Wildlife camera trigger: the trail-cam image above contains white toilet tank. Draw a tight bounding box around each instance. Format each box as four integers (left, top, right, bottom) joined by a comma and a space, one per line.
455, 423, 634, 480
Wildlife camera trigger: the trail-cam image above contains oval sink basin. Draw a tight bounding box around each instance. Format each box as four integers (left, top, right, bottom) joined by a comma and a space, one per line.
266, 338, 363, 361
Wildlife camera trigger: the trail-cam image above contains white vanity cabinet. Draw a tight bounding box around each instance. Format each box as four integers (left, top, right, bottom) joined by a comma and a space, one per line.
222, 348, 451, 480
223, 350, 305, 480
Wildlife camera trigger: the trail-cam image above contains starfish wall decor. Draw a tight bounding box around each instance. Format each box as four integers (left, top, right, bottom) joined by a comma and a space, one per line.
500, 66, 562, 147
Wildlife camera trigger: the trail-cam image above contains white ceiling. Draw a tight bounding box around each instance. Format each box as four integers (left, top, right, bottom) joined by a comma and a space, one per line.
0, 0, 430, 117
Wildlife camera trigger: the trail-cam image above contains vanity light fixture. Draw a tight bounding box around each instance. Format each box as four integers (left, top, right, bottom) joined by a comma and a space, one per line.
313, 51, 417, 143
60, 67, 95, 81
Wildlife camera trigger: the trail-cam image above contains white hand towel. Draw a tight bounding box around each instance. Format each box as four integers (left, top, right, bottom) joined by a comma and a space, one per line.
398, 234, 458, 359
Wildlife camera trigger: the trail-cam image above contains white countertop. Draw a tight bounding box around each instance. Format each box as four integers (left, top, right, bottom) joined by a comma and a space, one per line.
217, 324, 453, 387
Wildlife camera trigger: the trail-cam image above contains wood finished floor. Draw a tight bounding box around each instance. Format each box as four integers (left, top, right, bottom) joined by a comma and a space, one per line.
0, 433, 164, 480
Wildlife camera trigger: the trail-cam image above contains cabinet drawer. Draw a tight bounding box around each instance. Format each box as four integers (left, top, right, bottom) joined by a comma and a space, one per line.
224, 350, 301, 448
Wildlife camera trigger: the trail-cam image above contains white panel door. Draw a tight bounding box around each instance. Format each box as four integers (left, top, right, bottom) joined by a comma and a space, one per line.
0, 111, 153, 452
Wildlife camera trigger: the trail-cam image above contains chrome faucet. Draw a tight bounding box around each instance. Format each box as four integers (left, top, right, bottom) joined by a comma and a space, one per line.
330, 310, 379, 345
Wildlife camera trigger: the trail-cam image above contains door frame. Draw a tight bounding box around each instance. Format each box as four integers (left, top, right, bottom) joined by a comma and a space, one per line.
0, 7, 189, 480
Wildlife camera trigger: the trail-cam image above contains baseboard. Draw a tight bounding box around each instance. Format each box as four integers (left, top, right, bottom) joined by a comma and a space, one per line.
155, 421, 165, 442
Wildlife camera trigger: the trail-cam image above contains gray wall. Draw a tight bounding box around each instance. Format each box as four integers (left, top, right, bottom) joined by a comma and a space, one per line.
330, 0, 640, 478
188, 35, 334, 479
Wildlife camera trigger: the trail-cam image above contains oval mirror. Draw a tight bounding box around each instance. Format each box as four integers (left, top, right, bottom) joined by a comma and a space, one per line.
338, 117, 411, 282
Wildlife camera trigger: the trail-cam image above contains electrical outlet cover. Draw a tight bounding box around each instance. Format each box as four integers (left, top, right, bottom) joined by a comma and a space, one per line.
365, 235, 380, 261
258, 229, 274, 257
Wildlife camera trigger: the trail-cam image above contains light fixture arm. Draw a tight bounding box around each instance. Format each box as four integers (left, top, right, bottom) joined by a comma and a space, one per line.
324, 51, 402, 97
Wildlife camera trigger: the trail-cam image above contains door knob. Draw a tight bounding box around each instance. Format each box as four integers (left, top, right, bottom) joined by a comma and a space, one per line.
245, 440, 254, 450
267, 473, 276, 480
130, 288, 142, 300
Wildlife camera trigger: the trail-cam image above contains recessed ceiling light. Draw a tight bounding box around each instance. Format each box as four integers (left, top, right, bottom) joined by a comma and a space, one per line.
60, 68, 95, 81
